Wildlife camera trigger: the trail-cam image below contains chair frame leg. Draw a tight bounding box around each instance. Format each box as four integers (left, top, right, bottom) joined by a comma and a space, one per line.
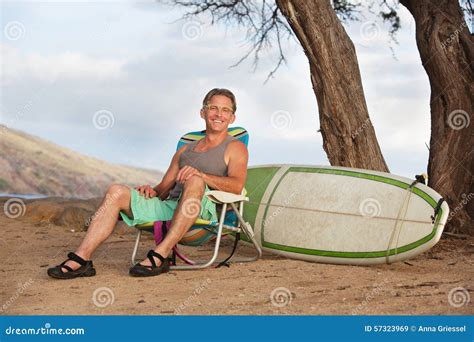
131, 199, 263, 268
131, 229, 142, 265
225, 202, 262, 263
170, 203, 228, 270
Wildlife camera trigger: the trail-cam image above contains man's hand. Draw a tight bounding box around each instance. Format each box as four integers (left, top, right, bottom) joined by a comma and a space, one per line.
134, 184, 157, 199
176, 165, 203, 184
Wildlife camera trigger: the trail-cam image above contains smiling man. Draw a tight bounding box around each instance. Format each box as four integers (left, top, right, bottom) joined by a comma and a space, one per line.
47, 88, 249, 279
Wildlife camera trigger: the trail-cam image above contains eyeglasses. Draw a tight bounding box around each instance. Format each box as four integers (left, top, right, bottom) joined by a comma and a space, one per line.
205, 104, 234, 115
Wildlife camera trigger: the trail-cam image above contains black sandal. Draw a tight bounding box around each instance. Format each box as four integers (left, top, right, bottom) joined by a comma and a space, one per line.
129, 250, 170, 277
47, 252, 96, 279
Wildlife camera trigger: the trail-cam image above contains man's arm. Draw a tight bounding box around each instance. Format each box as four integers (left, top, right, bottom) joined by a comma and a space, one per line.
136, 145, 187, 200
153, 145, 187, 200
176, 141, 249, 194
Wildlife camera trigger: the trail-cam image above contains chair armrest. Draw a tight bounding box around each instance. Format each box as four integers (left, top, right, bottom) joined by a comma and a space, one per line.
205, 190, 249, 204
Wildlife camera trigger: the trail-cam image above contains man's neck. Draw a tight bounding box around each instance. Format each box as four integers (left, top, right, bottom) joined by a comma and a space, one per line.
203, 130, 228, 146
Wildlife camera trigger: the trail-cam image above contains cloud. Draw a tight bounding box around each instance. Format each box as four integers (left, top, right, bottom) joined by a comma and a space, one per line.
0, 1, 433, 178
1, 44, 126, 83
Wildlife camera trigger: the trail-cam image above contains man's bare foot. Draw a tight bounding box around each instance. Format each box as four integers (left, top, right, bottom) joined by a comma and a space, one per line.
60, 260, 82, 272
58, 251, 89, 272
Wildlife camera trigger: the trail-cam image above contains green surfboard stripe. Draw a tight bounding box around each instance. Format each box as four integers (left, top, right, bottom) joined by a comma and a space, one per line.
243, 167, 280, 228
259, 166, 443, 258
288, 167, 438, 208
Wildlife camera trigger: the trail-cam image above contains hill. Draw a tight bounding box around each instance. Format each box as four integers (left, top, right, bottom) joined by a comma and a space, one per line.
0, 125, 163, 198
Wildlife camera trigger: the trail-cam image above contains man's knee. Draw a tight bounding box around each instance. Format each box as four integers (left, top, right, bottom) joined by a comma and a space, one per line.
183, 176, 205, 191
106, 183, 130, 206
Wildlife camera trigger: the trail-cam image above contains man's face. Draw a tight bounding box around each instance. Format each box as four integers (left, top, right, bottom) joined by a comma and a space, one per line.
201, 95, 236, 132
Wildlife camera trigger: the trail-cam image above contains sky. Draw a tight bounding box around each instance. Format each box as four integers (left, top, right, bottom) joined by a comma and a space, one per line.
0, 0, 444, 179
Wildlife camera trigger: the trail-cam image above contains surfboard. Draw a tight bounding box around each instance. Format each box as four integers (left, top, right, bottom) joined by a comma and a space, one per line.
243, 164, 449, 265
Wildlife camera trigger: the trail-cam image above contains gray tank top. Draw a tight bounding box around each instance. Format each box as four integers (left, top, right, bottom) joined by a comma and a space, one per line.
168, 135, 236, 199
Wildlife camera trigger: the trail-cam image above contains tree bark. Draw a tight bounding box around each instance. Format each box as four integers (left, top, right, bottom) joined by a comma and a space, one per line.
400, 0, 474, 234
276, 0, 389, 172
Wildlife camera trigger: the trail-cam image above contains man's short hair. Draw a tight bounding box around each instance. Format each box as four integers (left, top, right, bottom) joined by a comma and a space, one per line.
202, 88, 237, 113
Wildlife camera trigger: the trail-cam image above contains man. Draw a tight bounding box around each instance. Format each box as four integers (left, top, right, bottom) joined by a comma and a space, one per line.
47, 88, 248, 279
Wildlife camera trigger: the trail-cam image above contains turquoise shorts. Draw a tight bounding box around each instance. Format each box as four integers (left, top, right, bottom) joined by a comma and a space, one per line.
119, 184, 218, 226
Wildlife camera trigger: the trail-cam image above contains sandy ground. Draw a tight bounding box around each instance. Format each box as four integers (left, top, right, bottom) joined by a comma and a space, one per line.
0, 198, 473, 315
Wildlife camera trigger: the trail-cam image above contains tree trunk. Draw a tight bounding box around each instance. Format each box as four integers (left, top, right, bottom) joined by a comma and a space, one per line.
400, 0, 474, 234
276, 0, 389, 172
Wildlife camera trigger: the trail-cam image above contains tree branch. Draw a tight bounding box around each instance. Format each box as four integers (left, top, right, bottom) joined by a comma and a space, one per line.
160, 0, 402, 80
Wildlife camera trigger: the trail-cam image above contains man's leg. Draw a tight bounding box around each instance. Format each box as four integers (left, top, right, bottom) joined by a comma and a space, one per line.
138, 175, 205, 267
61, 184, 132, 271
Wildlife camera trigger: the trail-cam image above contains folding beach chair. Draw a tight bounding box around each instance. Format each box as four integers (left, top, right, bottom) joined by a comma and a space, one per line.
131, 127, 262, 270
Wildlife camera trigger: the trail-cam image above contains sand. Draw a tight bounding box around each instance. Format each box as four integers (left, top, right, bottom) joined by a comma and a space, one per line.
0, 197, 472, 315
